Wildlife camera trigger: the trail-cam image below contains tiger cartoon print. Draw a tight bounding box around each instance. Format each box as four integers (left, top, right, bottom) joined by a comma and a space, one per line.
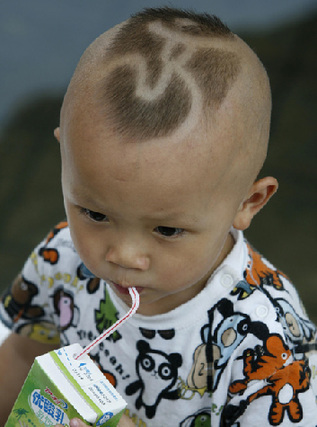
226, 334, 311, 425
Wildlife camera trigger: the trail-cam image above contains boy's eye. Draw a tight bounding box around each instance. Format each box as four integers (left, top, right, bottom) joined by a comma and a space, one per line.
82, 208, 108, 222
155, 226, 184, 237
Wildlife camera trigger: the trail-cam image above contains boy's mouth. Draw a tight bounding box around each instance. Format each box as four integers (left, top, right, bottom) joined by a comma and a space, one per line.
111, 281, 143, 295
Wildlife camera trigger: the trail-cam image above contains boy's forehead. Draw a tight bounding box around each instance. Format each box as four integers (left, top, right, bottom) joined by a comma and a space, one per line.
62, 119, 231, 216
62, 97, 244, 205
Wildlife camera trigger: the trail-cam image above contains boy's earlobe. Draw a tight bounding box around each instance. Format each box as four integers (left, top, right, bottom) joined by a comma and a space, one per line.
54, 127, 60, 142
233, 177, 278, 231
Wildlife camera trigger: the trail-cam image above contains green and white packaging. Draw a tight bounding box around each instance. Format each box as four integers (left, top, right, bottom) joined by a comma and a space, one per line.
6, 343, 126, 426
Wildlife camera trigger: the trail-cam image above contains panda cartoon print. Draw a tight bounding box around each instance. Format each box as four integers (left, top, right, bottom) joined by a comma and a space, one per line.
126, 340, 182, 419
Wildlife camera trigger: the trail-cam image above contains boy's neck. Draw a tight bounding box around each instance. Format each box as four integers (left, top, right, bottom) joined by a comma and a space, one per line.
214, 230, 235, 273
137, 231, 236, 316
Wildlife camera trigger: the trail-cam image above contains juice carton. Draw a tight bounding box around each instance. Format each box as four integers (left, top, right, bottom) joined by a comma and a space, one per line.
5, 343, 126, 427
6, 287, 140, 427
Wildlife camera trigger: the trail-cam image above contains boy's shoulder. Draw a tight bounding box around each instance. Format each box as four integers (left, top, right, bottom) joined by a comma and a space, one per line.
36, 221, 78, 265
0, 222, 85, 335
222, 233, 310, 328
23, 221, 82, 280
40, 220, 72, 251
225, 237, 316, 344
223, 231, 295, 300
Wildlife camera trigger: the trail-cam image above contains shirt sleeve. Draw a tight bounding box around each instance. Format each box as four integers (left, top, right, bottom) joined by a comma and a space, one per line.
0, 223, 71, 345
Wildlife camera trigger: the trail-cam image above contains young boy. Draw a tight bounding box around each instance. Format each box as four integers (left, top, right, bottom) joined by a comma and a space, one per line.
0, 7, 316, 426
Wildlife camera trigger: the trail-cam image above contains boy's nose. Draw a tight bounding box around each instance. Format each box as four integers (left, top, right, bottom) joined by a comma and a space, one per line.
105, 242, 150, 271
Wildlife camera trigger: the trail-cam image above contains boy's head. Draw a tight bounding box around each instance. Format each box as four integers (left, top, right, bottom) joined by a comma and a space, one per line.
55, 8, 277, 315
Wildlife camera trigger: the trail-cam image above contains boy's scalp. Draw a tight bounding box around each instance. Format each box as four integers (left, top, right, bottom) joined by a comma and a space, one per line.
66, 7, 242, 141
100, 7, 241, 140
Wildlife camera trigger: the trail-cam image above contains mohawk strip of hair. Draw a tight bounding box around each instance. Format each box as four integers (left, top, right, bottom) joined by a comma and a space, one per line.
131, 7, 233, 37
98, 7, 240, 141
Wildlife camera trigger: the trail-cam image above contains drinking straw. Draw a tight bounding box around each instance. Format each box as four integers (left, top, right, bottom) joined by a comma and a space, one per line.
75, 287, 140, 360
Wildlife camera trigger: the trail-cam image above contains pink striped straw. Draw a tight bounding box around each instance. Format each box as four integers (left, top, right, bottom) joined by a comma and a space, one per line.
75, 287, 140, 360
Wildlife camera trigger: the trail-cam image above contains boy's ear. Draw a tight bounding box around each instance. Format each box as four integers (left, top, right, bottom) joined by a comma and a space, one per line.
54, 127, 60, 142
233, 177, 278, 231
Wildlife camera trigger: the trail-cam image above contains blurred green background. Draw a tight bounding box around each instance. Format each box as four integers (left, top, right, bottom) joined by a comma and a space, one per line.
0, 4, 316, 322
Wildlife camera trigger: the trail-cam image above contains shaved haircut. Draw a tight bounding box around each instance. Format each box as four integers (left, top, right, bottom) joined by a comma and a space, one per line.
91, 7, 241, 141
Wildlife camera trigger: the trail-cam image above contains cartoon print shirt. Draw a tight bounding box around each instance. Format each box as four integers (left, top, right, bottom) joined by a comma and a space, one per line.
1, 223, 317, 426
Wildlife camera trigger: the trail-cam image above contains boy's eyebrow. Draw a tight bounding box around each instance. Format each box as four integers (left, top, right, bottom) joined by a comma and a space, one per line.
68, 190, 199, 224
141, 210, 200, 225
66, 188, 104, 209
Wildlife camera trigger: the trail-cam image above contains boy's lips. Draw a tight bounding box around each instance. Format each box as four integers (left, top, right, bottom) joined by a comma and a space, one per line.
111, 282, 144, 295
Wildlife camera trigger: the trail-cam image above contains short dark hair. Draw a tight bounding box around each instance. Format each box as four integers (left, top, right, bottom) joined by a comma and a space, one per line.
99, 7, 240, 140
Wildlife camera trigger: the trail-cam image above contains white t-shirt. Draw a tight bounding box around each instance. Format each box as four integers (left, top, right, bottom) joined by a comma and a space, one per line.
1, 223, 317, 426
